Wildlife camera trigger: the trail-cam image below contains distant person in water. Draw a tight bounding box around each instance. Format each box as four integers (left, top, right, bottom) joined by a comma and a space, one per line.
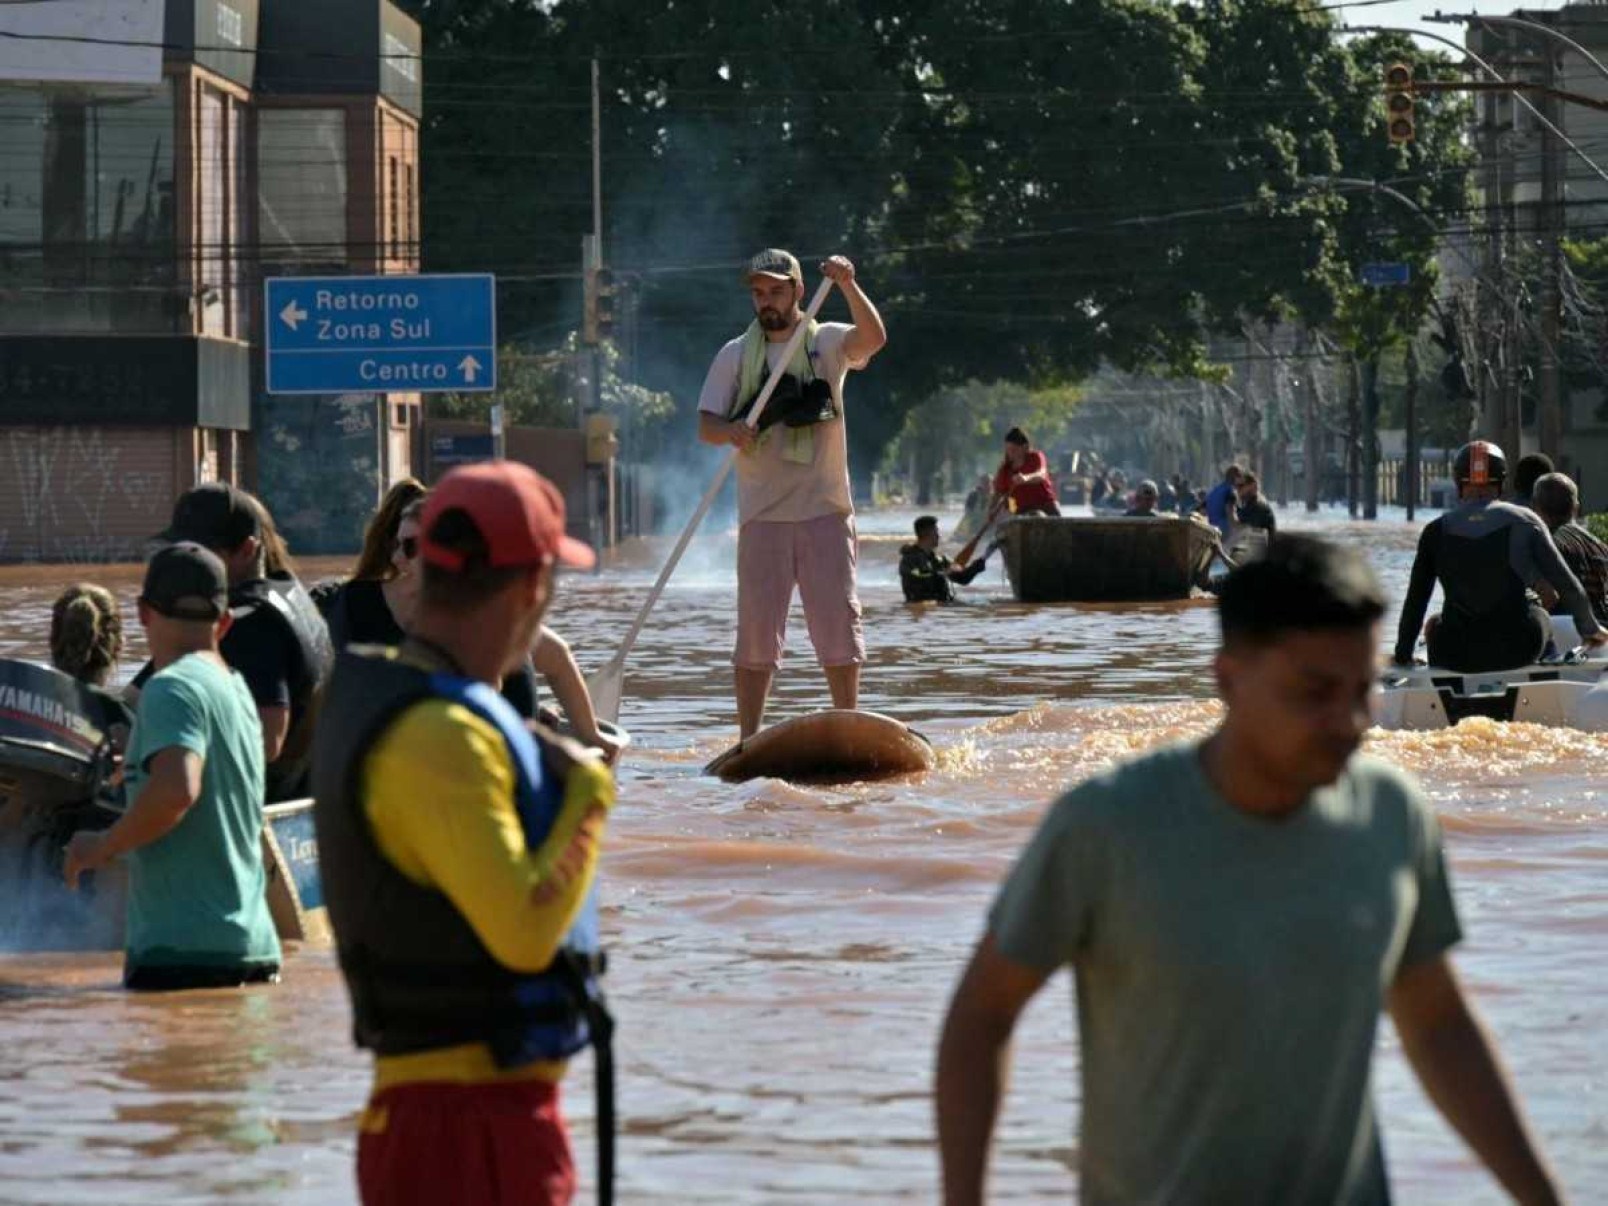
993, 428, 1060, 517
1204, 464, 1244, 537
900, 516, 990, 603
1529, 472, 1608, 628
1509, 453, 1554, 511
1124, 481, 1161, 517
1234, 472, 1277, 542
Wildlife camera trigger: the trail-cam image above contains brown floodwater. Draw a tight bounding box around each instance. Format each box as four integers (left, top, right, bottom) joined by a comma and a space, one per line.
1, 507, 1604, 1205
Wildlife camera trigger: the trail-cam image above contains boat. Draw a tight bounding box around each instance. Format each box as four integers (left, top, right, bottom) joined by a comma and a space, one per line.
0, 656, 634, 953
998, 515, 1220, 603
1376, 619, 1608, 730
0, 659, 128, 950
705, 710, 936, 783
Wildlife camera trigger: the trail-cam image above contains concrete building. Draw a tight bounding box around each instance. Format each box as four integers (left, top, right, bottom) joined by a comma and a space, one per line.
0, 0, 421, 562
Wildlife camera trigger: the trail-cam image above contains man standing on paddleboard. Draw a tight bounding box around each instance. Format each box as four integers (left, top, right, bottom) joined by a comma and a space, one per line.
697, 249, 887, 739
937, 535, 1566, 1205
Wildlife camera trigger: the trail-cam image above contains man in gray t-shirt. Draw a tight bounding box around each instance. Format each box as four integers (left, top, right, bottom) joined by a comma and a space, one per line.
936, 536, 1564, 1206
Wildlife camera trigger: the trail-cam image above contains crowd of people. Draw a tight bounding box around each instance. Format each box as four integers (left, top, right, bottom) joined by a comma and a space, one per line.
26, 245, 1586, 1206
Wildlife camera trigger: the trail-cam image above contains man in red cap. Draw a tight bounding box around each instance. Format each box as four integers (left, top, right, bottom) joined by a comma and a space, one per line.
697, 248, 887, 738
313, 461, 616, 1206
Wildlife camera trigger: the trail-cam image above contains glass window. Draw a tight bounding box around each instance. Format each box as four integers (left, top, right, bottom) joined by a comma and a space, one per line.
230, 100, 248, 337
199, 86, 225, 337
0, 81, 178, 334
258, 108, 347, 274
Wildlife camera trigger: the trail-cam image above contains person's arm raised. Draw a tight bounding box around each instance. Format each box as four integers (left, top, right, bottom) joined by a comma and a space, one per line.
936, 935, 1051, 1206
822, 255, 886, 365
1389, 956, 1564, 1205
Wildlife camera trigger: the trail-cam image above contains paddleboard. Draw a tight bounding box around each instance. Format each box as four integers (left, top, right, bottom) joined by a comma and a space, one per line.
705, 709, 936, 783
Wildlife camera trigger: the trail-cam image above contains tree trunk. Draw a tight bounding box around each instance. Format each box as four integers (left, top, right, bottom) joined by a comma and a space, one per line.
1362, 355, 1380, 521
1346, 355, 1361, 518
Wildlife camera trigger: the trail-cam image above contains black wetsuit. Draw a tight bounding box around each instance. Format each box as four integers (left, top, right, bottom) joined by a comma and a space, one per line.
899, 545, 987, 603
1394, 499, 1604, 671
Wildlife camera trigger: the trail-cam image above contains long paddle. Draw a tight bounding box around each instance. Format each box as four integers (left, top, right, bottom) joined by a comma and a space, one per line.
953, 494, 1010, 570
586, 277, 836, 724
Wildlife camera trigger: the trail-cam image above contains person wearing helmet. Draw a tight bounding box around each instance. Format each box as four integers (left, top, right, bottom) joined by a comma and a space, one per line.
1393, 440, 1608, 670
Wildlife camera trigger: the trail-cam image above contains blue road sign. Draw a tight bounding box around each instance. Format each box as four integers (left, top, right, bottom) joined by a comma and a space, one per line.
264, 274, 496, 394
1359, 262, 1411, 288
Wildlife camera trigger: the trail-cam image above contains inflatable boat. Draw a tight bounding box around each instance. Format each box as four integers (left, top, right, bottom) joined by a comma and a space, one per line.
1376, 618, 1608, 731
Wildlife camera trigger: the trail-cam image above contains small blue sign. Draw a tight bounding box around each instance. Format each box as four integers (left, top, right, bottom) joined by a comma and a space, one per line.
431, 433, 495, 469
1360, 262, 1411, 288
264, 274, 496, 394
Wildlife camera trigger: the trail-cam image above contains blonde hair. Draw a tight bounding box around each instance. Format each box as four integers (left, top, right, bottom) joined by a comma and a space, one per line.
50, 584, 123, 687
354, 477, 429, 581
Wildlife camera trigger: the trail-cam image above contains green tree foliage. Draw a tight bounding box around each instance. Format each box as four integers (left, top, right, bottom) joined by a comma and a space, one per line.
433, 335, 676, 433
395, 1, 1472, 475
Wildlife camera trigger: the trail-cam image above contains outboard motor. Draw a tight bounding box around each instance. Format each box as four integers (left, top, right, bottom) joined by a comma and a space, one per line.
0, 659, 127, 950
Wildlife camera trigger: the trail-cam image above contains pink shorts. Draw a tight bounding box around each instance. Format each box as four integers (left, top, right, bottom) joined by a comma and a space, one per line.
736, 512, 865, 670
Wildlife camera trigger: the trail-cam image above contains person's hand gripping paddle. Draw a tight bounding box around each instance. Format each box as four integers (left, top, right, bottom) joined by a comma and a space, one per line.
586, 276, 836, 724
953, 495, 1010, 570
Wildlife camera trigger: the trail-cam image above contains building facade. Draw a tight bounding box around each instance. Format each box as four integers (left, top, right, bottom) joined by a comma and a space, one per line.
0, 0, 420, 562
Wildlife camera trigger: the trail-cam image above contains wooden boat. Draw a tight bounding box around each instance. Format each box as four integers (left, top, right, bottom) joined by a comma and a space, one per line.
705, 710, 935, 783
999, 515, 1220, 602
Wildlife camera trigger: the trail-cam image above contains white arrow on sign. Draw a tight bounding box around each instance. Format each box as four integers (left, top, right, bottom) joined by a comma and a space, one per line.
459, 354, 483, 383
280, 299, 308, 330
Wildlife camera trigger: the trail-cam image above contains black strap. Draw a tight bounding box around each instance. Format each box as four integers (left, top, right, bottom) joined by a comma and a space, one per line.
588, 989, 616, 1206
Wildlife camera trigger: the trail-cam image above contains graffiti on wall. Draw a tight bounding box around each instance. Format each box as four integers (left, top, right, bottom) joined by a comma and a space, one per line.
2, 429, 170, 563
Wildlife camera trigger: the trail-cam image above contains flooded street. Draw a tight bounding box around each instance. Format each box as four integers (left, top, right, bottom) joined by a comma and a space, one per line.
2, 506, 1605, 1204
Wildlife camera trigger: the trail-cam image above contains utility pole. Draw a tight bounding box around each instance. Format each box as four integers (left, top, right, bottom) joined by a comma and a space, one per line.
1346, 355, 1361, 518
1405, 341, 1419, 521
1362, 355, 1380, 520
1538, 42, 1565, 461
590, 55, 603, 427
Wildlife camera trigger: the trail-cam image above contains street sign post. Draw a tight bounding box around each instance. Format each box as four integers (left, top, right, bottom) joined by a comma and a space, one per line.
264, 274, 496, 394
1359, 262, 1411, 288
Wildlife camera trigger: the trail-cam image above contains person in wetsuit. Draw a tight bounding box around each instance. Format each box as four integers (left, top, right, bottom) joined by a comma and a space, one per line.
1393, 440, 1608, 671
900, 515, 989, 603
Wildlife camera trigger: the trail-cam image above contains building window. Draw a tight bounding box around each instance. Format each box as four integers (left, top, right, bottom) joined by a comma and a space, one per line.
0, 81, 177, 334
258, 109, 347, 274
405, 162, 416, 263
199, 85, 226, 337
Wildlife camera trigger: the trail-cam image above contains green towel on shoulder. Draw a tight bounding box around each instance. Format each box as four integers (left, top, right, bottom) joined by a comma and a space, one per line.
729, 319, 819, 465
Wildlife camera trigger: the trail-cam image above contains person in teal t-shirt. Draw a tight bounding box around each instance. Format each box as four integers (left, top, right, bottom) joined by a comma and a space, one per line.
936, 536, 1565, 1206
65, 543, 280, 990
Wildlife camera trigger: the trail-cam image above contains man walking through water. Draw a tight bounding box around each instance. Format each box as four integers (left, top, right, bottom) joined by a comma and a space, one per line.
698, 249, 887, 739
937, 536, 1566, 1205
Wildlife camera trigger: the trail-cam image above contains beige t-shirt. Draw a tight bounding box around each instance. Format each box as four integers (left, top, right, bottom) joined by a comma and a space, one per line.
697, 322, 867, 526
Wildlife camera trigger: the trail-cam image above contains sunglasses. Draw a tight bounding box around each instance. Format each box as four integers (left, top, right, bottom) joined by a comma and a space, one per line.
396, 536, 419, 560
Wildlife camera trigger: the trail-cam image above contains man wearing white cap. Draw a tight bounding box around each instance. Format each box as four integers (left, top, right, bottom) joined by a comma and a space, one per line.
697, 249, 887, 738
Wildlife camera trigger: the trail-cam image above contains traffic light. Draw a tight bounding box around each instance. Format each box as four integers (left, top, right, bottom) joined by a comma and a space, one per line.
594, 267, 614, 341
582, 266, 615, 344
1385, 62, 1415, 145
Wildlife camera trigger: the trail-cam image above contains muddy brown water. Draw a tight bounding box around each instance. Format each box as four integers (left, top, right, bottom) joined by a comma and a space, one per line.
1, 507, 1604, 1204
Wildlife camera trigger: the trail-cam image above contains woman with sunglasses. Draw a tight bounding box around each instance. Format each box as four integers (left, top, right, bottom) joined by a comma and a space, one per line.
324, 481, 430, 653
327, 480, 623, 762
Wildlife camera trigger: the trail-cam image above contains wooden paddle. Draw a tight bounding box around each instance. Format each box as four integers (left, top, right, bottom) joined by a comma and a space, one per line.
953, 495, 1009, 569
586, 277, 836, 724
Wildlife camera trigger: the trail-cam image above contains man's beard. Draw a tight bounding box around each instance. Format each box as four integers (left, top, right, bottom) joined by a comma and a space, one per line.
758, 308, 789, 331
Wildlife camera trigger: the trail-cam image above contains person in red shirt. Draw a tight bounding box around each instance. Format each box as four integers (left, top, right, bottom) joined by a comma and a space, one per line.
992, 428, 1060, 516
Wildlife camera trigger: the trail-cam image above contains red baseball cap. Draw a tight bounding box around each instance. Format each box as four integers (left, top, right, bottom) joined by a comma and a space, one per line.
419, 461, 596, 572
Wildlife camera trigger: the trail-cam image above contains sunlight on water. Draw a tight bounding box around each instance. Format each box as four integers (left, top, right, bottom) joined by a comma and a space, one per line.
1, 505, 1604, 1204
